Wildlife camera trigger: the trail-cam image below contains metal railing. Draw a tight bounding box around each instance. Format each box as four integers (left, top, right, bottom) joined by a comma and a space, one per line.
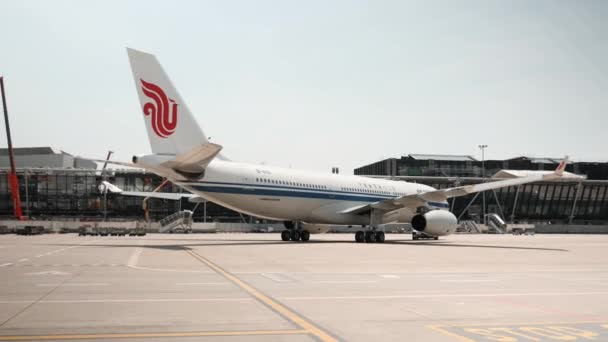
159, 210, 193, 233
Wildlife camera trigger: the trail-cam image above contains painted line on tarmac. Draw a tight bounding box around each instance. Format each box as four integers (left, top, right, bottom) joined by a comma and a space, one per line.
176, 282, 230, 285
280, 291, 608, 300
0, 263, 12, 267
312, 280, 377, 284
36, 283, 109, 287
0, 298, 252, 304
440, 279, 498, 283
17, 259, 28, 262
128, 265, 214, 273
0, 329, 308, 341
428, 325, 477, 342
125, 240, 213, 273
261, 273, 294, 283
433, 320, 608, 327
429, 321, 608, 342
186, 249, 339, 342
126, 242, 143, 267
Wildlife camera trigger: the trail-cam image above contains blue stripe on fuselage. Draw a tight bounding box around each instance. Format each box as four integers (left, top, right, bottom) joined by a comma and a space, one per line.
179, 181, 449, 208
189, 185, 388, 202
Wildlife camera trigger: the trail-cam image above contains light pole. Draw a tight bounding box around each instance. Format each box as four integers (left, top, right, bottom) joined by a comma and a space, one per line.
478, 144, 487, 225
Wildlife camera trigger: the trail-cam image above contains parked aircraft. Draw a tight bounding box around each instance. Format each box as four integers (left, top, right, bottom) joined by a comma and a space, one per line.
101, 48, 570, 243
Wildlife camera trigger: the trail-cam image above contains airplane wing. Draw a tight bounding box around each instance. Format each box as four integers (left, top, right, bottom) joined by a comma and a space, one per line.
341, 156, 582, 215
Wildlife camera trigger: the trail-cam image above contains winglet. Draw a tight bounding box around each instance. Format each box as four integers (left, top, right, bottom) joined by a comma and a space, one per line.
555, 156, 569, 176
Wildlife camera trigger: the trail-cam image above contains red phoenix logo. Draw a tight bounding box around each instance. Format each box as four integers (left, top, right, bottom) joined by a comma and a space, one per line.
140, 79, 178, 138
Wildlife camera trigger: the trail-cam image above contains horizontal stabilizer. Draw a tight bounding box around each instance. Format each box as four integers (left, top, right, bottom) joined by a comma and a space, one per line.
161, 143, 222, 173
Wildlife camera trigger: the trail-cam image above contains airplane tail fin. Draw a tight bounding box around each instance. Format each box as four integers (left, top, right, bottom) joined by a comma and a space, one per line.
555, 156, 569, 176
126, 48, 208, 155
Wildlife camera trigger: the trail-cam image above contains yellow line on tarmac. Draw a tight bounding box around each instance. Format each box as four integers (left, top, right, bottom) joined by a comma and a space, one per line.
186, 249, 338, 342
0, 329, 308, 341
427, 325, 477, 342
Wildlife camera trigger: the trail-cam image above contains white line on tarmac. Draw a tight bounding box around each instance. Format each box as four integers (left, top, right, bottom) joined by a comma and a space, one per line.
440, 279, 498, 283
0, 263, 12, 267
128, 265, 214, 273
4, 291, 607, 304
176, 282, 231, 285
127, 242, 143, 267
36, 283, 109, 287
0, 298, 252, 304
125, 241, 211, 273
17, 258, 28, 262
312, 280, 377, 284
380, 275, 400, 279
280, 291, 608, 300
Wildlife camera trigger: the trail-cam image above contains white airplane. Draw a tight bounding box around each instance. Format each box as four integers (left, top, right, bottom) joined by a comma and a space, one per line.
102, 48, 571, 243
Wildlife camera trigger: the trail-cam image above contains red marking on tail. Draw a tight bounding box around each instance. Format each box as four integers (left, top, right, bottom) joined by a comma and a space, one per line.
140, 79, 178, 138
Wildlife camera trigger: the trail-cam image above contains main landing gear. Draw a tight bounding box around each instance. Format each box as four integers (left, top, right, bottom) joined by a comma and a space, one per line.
281, 229, 310, 242
354, 230, 385, 243
281, 221, 310, 242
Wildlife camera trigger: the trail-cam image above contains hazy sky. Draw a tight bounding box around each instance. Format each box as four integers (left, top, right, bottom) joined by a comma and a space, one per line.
1, 0, 606, 173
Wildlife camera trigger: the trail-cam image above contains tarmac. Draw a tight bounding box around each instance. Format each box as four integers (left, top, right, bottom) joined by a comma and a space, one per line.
0, 233, 607, 342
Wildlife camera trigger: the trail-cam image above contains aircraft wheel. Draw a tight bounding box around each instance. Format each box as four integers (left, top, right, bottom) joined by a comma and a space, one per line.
375, 231, 385, 243
290, 230, 301, 241
355, 231, 365, 243
365, 231, 376, 243
281, 230, 291, 241
300, 230, 310, 242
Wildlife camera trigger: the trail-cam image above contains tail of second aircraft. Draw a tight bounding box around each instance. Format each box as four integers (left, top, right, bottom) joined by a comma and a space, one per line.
127, 48, 208, 155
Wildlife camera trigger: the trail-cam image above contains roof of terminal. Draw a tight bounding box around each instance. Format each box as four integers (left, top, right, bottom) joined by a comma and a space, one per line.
0, 146, 65, 156
406, 154, 478, 162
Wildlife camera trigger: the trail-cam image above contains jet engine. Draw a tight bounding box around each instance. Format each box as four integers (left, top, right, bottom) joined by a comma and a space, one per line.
411, 210, 457, 237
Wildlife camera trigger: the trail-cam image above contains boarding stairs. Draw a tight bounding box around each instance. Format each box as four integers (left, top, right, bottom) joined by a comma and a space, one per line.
159, 210, 193, 233
485, 213, 506, 234
457, 220, 481, 233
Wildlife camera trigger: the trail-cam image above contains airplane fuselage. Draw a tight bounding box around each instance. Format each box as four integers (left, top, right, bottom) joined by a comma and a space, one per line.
174, 160, 447, 225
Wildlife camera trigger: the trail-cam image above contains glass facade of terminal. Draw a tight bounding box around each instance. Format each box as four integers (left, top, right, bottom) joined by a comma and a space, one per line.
0, 170, 244, 222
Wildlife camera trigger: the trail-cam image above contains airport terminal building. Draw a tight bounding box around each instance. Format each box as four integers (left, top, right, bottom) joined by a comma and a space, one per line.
2, 148, 608, 224
0, 147, 238, 222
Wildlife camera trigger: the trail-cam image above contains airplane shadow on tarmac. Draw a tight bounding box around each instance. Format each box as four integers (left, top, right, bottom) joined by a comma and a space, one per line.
45, 237, 569, 252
